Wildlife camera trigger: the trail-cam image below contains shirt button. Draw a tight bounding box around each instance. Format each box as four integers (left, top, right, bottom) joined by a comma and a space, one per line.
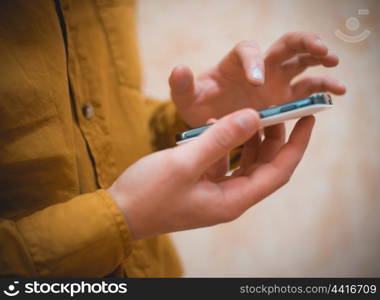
82, 104, 94, 119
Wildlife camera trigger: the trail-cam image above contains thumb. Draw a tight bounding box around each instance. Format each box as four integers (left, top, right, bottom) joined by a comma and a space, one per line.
169, 65, 198, 109
176, 109, 260, 175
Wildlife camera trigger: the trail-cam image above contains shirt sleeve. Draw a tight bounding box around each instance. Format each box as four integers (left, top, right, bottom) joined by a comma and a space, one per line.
0, 189, 133, 277
144, 98, 191, 151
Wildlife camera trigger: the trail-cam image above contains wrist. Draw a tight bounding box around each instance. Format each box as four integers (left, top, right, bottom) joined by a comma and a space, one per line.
107, 185, 138, 241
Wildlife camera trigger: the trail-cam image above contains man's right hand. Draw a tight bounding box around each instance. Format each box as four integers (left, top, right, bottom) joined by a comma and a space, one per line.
108, 109, 315, 240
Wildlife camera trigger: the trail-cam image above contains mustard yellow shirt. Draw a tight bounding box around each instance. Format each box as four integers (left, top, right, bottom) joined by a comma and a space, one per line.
0, 0, 189, 277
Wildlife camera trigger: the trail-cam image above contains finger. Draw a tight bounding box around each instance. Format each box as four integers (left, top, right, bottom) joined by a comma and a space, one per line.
265, 116, 315, 183
257, 123, 286, 163
219, 116, 315, 214
265, 31, 328, 66
282, 52, 339, 80
219, 40, 265, 85
235, 41, 265, 85
175, 108, 260, 175
169, 64, 200, 109
291, 76, 346, 99
204, 118, 229, 180
239, 132, 261, 170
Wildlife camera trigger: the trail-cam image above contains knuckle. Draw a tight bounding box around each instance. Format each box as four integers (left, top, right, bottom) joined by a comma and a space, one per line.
167, 149, 194, 176
212, 134, 230, 153
283, 174, 291, 185
299, 31, 320, 42
282, 31, 298, 41
212, 116, 251, 151
211, 123, 236, 151
217, 202, 240, 223
279, 171, 292, 187
283, 31, 319, 44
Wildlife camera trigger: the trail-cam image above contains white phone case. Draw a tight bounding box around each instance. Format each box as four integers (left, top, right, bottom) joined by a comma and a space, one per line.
176, 95, 333, 145
260, 104, 332, 127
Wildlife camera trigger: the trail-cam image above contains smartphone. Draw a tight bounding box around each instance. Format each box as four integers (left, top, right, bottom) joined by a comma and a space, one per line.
176, 93, 332, 144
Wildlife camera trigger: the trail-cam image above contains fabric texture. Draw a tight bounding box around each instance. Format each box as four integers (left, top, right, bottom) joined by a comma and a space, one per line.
0, 0, 187, 277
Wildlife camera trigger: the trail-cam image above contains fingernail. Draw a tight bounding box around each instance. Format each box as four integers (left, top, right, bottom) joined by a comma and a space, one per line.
234, 109, 257, 131
251, 67, 264, 82
315, 39, 326, 48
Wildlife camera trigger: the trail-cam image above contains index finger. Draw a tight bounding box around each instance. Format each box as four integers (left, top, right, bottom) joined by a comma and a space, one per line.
218, 40, 265, 85
265, 31, 328, 65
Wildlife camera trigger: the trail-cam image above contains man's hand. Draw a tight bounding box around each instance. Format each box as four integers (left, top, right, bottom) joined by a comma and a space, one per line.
169, 31, 346, 127
108, 109, 315, 240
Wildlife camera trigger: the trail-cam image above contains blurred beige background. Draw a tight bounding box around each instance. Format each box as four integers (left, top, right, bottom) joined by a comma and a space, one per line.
137, 0, 380, 276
